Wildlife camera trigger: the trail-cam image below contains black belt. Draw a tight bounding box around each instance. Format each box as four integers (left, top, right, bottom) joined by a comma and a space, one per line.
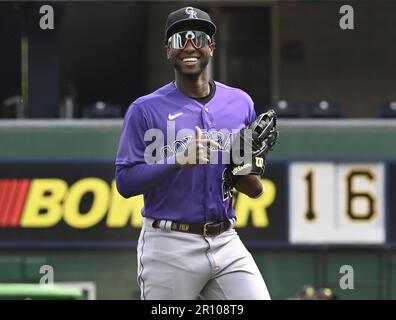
152, 220, 231, 237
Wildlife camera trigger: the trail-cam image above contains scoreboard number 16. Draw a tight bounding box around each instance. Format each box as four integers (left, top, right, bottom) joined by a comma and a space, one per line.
304, 169, 377, 222
290, 162, 385, 244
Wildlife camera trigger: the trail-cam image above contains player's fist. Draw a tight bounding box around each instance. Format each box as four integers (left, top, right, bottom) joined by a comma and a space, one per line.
176, 126, 221, 168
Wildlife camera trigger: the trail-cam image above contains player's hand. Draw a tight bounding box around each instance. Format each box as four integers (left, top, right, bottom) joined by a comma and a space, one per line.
176, 126, 221, 168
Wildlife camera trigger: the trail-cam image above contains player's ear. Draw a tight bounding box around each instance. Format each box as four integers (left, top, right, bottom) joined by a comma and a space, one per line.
165, 46, 171, 59
209, 42, 216, 56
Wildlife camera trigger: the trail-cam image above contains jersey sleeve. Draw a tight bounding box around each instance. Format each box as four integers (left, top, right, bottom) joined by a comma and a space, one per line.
115, 103, 149, 166
246, 94, 257, 125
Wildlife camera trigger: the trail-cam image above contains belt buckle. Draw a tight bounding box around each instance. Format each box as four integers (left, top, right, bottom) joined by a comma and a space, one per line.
203, 222, 211, 237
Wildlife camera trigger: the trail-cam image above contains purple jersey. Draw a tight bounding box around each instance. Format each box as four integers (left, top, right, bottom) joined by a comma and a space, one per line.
115, 81, 256, 223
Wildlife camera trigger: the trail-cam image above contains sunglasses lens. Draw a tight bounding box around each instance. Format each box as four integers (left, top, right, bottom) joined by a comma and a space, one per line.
168, 31, 211, 49
169, 33, 183, 48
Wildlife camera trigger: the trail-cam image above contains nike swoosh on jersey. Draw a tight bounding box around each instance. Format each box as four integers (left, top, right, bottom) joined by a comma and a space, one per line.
168, 112, 183, 120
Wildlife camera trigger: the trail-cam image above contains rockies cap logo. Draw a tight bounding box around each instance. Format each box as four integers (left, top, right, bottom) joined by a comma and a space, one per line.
185, 7, 198, 19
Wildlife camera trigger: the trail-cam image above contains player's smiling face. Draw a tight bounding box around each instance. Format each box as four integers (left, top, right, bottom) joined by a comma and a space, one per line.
166, 30, 215, 77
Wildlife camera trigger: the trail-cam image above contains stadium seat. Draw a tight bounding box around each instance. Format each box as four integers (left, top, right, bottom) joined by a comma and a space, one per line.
1, 95, 22, 118
271, 100, 303, 118
81, 101, 122, 118
378, 101, 396, 118
307, 100, 343, 118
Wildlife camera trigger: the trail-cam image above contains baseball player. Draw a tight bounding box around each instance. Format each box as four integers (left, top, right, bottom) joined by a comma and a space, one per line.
115, 6, 272, 300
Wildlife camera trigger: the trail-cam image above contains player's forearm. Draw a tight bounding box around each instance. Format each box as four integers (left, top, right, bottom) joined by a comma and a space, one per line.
235, 175, 264, 198
115, 163, 179, 198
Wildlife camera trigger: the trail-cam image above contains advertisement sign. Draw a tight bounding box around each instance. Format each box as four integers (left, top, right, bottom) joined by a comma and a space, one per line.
0, 162, 287, 247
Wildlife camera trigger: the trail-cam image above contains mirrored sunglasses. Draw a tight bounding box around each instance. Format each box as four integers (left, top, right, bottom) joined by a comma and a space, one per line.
168, 30, 212, 49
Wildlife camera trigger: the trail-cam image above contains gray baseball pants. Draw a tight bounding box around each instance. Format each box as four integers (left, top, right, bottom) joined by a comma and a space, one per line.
137, 217, 271, 300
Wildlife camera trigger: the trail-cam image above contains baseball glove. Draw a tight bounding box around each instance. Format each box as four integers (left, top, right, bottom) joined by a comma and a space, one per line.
223, 109, 279, 193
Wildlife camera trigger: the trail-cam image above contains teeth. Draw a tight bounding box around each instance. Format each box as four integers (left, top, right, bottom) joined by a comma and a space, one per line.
183, 57, 198, 62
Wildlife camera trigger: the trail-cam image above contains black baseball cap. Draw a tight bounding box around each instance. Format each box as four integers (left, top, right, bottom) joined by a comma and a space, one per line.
164, 7, 217, 44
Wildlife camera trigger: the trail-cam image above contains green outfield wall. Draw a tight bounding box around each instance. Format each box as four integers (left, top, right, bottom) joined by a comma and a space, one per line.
1, 119, 396, 159
0, 119, 395, 300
